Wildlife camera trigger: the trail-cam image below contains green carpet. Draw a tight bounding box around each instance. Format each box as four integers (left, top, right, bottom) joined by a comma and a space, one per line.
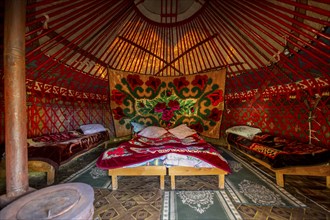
61, 147, 306, 209
61, 159, 111, 188
220, 148, 306, 207
162, 190, 242, 220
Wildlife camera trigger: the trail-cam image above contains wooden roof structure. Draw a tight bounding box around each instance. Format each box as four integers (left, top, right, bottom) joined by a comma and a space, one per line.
23, 0, 329, 94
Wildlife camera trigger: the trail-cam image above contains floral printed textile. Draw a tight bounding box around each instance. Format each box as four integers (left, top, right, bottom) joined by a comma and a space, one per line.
109, 69, 226, 138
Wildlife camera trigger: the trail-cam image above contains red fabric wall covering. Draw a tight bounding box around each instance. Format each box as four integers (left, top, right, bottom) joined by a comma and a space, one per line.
23, 51, 113, 138
26, 89, 114, 138
221, 90, 330, 147
221, 27, 329, 147
26, 54, 109, 95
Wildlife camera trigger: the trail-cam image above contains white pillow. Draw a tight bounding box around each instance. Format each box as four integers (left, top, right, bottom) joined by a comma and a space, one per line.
80, 124, 106, 135
225, 125, 262, 140
138, 126, 168, 139
130, 122, 146, 133
168, 124, 196, 139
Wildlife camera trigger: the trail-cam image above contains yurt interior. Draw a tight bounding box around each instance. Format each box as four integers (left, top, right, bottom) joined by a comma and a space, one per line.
0, 0, 329, 219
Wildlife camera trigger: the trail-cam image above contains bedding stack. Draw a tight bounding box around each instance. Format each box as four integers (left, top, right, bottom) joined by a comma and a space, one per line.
96, 123, 231, 190
226, 125, 330, 168
28, 124, 110, 168
96, 123, 230, 172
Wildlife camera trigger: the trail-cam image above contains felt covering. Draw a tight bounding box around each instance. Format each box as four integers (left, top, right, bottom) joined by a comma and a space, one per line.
109, 69, 226, 138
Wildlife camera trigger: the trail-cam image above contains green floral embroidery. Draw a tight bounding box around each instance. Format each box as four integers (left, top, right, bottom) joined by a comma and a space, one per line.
137, 90, 196, 125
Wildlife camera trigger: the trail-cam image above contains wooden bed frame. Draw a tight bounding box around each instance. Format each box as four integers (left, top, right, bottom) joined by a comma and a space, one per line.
108, 166, 228, 190
28, 140, 111, 185
168, 166, 227, 189
108, 166, 166, 190
228, 144, 330, 189
28, 160, 56, 185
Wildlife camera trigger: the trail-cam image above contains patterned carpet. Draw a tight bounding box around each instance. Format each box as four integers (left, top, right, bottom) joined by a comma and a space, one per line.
162, 190, 242, 220
25, 144, 330, 220
94, 188, 162, 220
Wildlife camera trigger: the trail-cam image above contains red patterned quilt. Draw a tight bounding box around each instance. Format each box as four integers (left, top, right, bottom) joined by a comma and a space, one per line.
96, 133, 231, 173
227, 133, 330, 168
28, 130, 110, 168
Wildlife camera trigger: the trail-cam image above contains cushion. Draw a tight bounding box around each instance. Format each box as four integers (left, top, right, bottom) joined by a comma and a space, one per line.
31, 132, 80, 143
130, 122, 146, 133
168, 124, 197, 139
27, 138, 47, 147
28, 131, 82, 147
80, 124, 106, 135
138, 126, 168, 139
225, 125, 262, 140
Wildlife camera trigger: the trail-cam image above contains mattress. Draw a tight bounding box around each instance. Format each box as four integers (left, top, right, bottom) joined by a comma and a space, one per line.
227, 132, 330, 168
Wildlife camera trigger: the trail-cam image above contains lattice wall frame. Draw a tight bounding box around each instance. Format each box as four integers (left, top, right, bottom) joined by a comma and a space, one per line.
26, 88, 113, 138
221, 90, 330, 146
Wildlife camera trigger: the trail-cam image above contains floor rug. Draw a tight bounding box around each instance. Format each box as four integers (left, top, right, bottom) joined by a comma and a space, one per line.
93, 188, 162, 220
61, 148, 306, 209
162, 190, 242, 220
60, 159, 111, 189
220, 148, 306, 208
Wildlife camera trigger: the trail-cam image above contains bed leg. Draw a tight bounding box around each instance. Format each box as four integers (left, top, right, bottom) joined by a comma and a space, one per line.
275, 172, 284, 187
160, 175, 165, 190
218, 175, 225, 189
28, 161, 55, 185
111, 175, 118, 190
326, 176, 330, 189
170, 175, 176, 190
46, 166, 55, 185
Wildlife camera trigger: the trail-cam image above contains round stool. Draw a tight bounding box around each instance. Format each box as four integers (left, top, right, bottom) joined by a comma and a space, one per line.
0, 182, 94, 220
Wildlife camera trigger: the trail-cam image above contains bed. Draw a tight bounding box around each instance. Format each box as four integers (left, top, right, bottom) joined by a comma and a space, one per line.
225, 125, 330, 188
96, 124, 231, 190
28, 124, 111, 185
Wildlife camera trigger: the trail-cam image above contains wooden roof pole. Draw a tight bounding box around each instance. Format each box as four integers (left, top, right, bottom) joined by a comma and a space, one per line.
2, 0, 29, 200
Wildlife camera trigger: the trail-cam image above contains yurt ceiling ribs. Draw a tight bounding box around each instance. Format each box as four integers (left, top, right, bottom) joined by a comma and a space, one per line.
85, 3, 135, 73
23, 0, 329, 90
204, 2, 266, 83
155, 34, 218, 75
246, 0, 330, 61
26, 0, 94, 37
228, 0, 329, 80
232, 0, 329, 81
118, 36, 183, 75
25, 0, 110, 82
276, 0, 330, 16
26, 0, 102, 53
195, 18, 217, 69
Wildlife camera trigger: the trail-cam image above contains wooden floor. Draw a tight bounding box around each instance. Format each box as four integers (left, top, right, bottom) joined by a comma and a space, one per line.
1, 144, 329, 219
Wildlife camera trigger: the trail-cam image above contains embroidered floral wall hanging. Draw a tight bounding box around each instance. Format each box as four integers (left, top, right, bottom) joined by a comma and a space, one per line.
109, 69, 226, 138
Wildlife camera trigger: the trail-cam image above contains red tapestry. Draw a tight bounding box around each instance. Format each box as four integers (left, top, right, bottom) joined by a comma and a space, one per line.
109, 69, 226, 138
